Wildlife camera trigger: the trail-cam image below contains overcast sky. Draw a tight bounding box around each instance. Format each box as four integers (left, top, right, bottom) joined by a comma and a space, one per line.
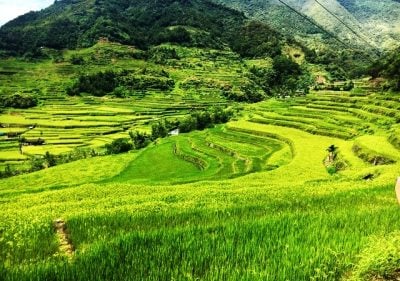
0, 0, 53, 26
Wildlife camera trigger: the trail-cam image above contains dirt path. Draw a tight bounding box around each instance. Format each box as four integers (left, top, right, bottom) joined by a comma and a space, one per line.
54, 219, 74, 258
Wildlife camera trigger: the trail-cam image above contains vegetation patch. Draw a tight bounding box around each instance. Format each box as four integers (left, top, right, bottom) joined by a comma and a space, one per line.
0, 93, 38, 109
348, 231, 400, 281
352, 144, 396, 166
67, 69, 174, 97
324, 144, 348, 175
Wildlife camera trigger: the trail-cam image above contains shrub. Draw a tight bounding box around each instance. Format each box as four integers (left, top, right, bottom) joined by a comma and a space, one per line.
70, 55, 85, 65
151, 121, 170, 140
326, 165, 337, 175
0, 93, 38, 108
129, 131, 151, 149
105, 138, 133, 155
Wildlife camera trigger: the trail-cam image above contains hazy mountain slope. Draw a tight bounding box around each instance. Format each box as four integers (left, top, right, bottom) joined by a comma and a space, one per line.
212, 0, 320, 36
215, 0, 400, 51
297, 0, 370, 42
337, 0, 400, 49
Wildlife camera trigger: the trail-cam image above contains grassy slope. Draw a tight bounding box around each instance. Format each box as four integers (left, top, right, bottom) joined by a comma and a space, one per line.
2, 89, 400, 279
2, 41, 400, 281
111, 141, 201, 183
0, 42, 257, 170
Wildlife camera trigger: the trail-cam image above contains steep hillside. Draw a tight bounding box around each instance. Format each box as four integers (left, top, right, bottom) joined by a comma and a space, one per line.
215, 0, 400, 51
0, 0, 246, 55
337, 0, 400, 49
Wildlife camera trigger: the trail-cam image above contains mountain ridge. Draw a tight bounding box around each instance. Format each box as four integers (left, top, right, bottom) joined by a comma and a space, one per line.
214, 0, 400, 51
0, 0, 247, 55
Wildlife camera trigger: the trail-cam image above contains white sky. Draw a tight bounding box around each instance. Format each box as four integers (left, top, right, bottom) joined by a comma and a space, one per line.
0, 0, 53, 26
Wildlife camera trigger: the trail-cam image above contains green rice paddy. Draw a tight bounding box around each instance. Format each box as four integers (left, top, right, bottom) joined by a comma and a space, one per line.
1, 43, 400, 280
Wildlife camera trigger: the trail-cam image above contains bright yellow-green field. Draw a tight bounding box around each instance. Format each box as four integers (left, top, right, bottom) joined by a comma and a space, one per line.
1, 42, 400, 280
2, 88, 400, 280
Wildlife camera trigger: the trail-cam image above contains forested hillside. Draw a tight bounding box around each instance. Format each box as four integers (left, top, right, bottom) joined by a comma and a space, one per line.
0, 0, 247, 55
370, 47, 400, 90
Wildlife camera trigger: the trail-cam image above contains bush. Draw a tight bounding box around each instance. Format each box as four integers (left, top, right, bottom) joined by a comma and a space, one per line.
67, 70, 174, 96
67, 70, 117, 96
70, 55, 85, 65
105, 138, 133, 155
0, 93, 38, 108
129, 131, 151, 149
151, 121, 170, 140
326, 165, 337, 175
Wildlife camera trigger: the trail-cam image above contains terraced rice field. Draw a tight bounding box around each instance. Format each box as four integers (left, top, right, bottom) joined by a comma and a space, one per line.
2, 41, 400, 279
2, 85, 400, 280
110, 126, 289, 184
0, 94, 226, 169
1, 43, 254, 170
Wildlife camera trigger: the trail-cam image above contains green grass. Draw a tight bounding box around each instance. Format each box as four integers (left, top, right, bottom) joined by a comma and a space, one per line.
112, 141, 201, 183
348, 231, 400, 281
4, 43, 400, 280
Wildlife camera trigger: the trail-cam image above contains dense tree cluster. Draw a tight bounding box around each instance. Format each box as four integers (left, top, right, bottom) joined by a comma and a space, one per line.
105, 138, 133, 155
222, 82, 266, 103
178, 107, 233, 133
129, 131, 151, 150
307, 47, 371, 80
67, 69, 174, 96
0, 147, 99, 179
0, 93, 38, 108
67, 71, 117, 96
247, 55, 312, 97
369, 48, 400, 91
230, 21, 282, 58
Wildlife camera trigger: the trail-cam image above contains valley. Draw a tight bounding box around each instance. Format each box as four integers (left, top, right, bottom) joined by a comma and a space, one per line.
1, 0, 400, 280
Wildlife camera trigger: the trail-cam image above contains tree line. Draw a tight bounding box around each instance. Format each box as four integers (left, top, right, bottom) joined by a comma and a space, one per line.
66, 69, 174, 97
